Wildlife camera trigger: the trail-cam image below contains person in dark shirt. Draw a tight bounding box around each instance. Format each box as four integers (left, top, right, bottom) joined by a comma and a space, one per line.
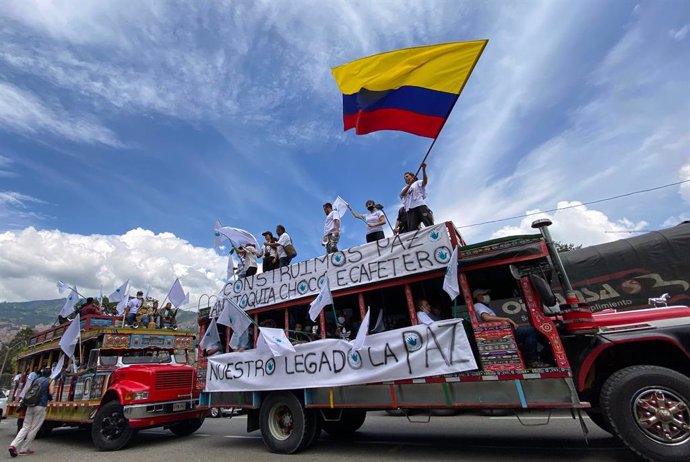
9, 367, 54, 457
80, 297, 100, 316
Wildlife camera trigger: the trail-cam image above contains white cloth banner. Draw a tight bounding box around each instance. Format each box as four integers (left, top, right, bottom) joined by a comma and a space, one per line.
206, 319, 477, 392
308, 276, 332, 321
443, 245, 460, 300
59, 313, 81, 358
222, 224, 454, 310
257, 327, 296, 357
51, 354, 65, 379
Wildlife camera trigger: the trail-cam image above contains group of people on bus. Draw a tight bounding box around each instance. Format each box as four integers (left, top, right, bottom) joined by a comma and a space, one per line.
59, 292, 178, 330
231, 165, 435, 274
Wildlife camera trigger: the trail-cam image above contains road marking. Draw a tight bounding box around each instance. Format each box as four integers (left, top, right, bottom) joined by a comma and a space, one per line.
224, 435, 263, 439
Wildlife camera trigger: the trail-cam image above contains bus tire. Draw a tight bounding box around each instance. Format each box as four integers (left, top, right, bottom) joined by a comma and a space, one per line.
259, 391, 309, 454
299, 409, 322, 450
601, 365, 690, 462
169, 417, 205, 437
210, 408, 220, 418
36, 422, 54, 438
91, 401, 133, 451
322, 410, 366, 438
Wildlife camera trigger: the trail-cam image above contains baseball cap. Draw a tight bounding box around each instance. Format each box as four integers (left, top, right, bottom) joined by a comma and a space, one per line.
472, 288, 490, 298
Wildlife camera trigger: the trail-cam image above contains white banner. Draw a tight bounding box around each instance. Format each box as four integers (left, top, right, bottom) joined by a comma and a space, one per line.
221, 224, 454, 310
205, 319, 477, 392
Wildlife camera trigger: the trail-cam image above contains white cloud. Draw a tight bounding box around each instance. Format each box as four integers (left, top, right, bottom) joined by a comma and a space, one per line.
0, 155, 16, 177
0, 82, 120, 146
431, 2, 690, 242
669, 25, 688, 40
0, 227, 227, 305
0, 191, 49, 230
680, 163, 690, 204
491, 201, 647, 247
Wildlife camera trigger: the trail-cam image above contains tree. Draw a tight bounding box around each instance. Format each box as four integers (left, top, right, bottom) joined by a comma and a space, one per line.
554, 241, 582, 253
0, 327, 34, 387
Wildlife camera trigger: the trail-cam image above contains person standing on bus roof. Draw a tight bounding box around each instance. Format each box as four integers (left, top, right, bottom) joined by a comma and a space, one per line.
322, 203, 340, 254
399, 163, 434, 231
259, 231, 278, 272
237, 245, 258, 277
267, 225, 293, 268
348, 200, 386, 243
472, 289, 549, 369
125, 291, 144, 328
8, 367, 54, 457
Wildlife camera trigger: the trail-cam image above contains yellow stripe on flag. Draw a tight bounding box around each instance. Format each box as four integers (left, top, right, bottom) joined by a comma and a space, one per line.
332, 40, 488, 95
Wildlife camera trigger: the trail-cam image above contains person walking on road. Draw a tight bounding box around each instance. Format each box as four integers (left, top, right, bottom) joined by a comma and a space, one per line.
8, 367, 54, 457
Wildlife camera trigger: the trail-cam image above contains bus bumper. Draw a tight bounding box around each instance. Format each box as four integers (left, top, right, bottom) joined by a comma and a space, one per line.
123, 399, 207, 428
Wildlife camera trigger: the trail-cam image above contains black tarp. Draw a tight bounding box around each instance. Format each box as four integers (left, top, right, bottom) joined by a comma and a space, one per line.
559, 222, 690, 311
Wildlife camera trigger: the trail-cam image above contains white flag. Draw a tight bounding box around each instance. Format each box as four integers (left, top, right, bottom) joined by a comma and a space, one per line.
200, 317, 221, 351
60, 287, 79, 318
98, 288, 104, 307
226, 254, 235, 281
214, 223, 260, 249
183, 291, 190, 306
116, 287, 130, 315
443, 246, 460, 300
59, 313, 81, 358
309, 276, 333, 321
351, 308, 371, 352
144, 285, 151, 301
217, 298, 253, 337
230, 329, 250, 350
109, 280, 129, 303
371, 308, 385, 333
168, 278, 187, 308
257, 327, 295, 357
333, 195, 349, 220
57, 280, 68, 294
51, 354, 65, 379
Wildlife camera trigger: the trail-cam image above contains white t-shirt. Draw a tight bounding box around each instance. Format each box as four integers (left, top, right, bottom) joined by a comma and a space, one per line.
401, 180, 426, 211
242, 245, 257, 269
277, 232, 292, 259
474, 302, 496, 321
364, 210, 385, 234
417, 311, 435, 325
323, 210, 339, 235
126, 298, 142, 314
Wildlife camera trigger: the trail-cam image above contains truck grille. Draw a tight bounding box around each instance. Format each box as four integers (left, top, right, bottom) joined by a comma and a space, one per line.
155, 370, 193, 390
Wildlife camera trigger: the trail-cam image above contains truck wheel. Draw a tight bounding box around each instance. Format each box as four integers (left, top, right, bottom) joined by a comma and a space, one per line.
169, 417, 205, 436
299, 409, 322, 450
210, 408, 220, 418
601, 365, 690, 462
322, 410, 366, 438
36, 422, 55, 438
91, 401, 133, 451
259, 391, 309, 454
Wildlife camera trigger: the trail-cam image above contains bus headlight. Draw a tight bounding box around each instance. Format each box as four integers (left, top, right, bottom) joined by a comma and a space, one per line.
125, 391, 149, 401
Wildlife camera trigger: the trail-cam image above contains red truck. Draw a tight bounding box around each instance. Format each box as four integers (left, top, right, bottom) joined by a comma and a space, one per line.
7, 314, 206, 450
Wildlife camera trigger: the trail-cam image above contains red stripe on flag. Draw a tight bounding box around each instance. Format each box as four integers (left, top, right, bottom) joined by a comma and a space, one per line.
344, 108, 446, 139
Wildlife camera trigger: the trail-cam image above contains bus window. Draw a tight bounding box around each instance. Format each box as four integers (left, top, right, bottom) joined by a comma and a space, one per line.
257, 309, 285, 329
409, 277, 465, 321
121, 350, 172, 364
174, 349, 189, 364
362, 285, 411, 331
287, 305, 315, 343
465, 266, 527, 325
327, 292, 360, 340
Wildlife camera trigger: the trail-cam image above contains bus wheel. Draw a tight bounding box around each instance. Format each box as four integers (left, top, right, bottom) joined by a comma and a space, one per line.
210, 408, 220, 418
91, 401, 133, 451
322, 410, 366, 438
601, 365, 690, 462
169, 417, 205, 436
299, 409, 322, 451
260, 391, 309, 454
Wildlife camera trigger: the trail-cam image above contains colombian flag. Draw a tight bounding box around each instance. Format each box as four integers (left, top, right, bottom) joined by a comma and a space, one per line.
332, 40, 487, 138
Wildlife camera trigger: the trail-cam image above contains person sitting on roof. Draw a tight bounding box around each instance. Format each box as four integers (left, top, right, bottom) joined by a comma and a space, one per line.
472, 288, 549, 369
160, 302, 178, 330
80, 297, 100, 316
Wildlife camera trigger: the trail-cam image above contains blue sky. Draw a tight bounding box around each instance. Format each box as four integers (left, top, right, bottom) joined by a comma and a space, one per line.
0, 0, 688, 303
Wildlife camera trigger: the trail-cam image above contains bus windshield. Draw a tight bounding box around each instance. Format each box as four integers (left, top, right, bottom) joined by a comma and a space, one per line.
121, 350, 172, 364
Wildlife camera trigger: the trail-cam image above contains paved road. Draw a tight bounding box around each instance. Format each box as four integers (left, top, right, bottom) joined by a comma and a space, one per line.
0, 412, 637, 461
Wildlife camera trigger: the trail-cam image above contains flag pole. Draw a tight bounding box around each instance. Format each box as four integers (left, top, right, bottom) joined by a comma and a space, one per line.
413, 40, 489, 178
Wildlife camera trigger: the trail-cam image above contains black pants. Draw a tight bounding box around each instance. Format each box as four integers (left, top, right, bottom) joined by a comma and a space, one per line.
406, 205, 434, 231
245, 267, 257, 277
366, 231, 385, 243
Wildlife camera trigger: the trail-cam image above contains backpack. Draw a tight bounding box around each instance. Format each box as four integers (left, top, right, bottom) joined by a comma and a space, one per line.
22, 377, 45, 407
